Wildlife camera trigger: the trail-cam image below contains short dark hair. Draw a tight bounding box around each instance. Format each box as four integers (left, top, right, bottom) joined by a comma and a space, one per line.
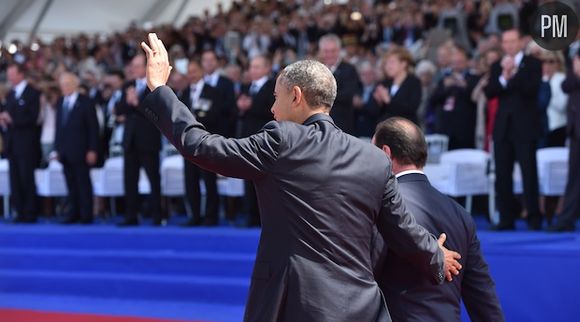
374, 117, 428, 168
7, 63, 26, 75
107, 69, 125, 80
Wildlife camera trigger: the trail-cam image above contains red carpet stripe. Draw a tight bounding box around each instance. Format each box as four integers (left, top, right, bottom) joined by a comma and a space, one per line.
0, 308, 207, 322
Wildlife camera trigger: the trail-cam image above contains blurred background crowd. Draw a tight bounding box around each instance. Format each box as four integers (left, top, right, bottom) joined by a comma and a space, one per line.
1, 0, 579, 230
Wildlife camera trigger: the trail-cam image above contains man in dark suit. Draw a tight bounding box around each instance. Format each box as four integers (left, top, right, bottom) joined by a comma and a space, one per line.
372, 117, 504, 322
236, 55, 276, 227
202, 49, 236, 137
0, 64, 41, 223
54, 72, 99, 224
140, 33, 461, 321
318, 34, 361, 135
116, 54, 162, 226
353, 61, 380, 138
548, 52, 580, 232
178, 59, 223, 226
484, 29, 543, 230
430, 46, 481, 150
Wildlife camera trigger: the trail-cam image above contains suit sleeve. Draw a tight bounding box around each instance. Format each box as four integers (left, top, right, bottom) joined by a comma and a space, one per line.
505, 59, 541, 99
86, 99, 100, 153
462, 219, 505, 322
334, 65, 361, 108
561, 71, 580, 94
142, 85, 282, 180
484, 63, 504, 99
376, 169, 445, 285
54, 102, 62, 153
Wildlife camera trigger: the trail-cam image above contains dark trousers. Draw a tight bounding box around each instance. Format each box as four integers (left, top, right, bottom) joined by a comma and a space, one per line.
123, 151, 161, 221
244, 180, 260, 226
184, 160, 218, 222
494, 138, 541, 224
556, 137, 580, 225
62, 161, 93, 219
9, 155, 37, 219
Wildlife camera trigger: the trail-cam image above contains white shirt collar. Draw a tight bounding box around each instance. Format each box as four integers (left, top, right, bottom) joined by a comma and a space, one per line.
395, 169, 425, 179
252, 76, 268, 91
190, 79, 205, 102
65, 92, 79, 108
514, 51, 524, 67
13, 80, 27, 99
205, 71, 220, 87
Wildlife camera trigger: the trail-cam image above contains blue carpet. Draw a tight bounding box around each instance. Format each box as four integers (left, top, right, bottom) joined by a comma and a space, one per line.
0, 218, 579, 321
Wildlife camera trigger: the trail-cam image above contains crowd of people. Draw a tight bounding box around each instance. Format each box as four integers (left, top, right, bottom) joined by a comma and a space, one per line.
0, 0, 579, 231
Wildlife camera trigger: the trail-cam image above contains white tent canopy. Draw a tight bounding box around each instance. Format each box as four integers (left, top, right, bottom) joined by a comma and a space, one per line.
0, 0, 233, 44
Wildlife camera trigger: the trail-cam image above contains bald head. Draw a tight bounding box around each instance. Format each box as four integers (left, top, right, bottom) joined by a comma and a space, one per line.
373, 117, 427, 170
59, 72, 80, 96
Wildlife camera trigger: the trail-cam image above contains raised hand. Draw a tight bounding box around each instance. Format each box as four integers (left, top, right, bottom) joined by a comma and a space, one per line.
140, 33, 173, 91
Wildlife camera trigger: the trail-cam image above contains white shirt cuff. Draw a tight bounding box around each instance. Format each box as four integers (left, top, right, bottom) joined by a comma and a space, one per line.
499, 75, 508, 88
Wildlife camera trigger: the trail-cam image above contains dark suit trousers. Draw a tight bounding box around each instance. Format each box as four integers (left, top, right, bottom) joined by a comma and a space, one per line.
494, 138, 541, 223
9, 155, 37, 218
123, 151, 161, 220
62, 161, 93, 219
184, 161, 218, 221
244, 180, 260, 226
557, 137, 580, 225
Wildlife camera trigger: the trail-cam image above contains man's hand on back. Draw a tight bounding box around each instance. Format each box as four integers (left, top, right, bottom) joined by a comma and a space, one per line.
438, 233, 462, 282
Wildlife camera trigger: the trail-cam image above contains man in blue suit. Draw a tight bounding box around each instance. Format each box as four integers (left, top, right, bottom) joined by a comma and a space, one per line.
372, 117, 504, 322
139, 33, 462, 322
54, 72, 99, 224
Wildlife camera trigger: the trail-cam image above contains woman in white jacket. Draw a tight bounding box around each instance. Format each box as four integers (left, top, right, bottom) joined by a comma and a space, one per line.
543, 51, 568, 147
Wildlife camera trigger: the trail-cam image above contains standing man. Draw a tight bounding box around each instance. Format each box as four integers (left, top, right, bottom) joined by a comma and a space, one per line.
178, 60, 223, 226
236, 55, 275, 227
201, 49, 236, 137
548, 52, 580, 232
116, 54, 162, 226
0, 64, 41, 223
54, 72, 99, 224
140, 33, 461, 321
484, 29, 543, 230
318, 34, 361, 135
430, 46, 481, 150
372, 117, 505, 322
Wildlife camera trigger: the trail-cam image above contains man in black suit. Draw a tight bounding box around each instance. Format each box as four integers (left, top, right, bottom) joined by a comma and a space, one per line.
116, 54, 162, 226
484, 29, 543, 230
318, 34, 361, 135
201, 49, 236, 137
372, 117, 504, 322
140, 33, 461, 321
430, 46, 481, 150
178, 59, 223, 226
236, 56, 276, 227
54, 73, 99, 224
548, 52, 580, 232
0, 64, 41, 223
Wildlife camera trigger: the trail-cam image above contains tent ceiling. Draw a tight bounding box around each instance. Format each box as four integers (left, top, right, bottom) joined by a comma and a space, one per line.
1, 0, 232, 44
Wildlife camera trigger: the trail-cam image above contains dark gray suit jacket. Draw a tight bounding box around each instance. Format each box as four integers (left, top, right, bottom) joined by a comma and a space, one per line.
374, 173, 504, 322
142, 86, 444, 322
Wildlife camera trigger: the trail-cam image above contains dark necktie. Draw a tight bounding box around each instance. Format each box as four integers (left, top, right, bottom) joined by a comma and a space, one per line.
61, 97, 71, 126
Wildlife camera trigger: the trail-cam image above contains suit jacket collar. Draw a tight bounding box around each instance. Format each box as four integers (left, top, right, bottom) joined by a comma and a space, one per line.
302, 113, 335, 126
396, 172, 429, 184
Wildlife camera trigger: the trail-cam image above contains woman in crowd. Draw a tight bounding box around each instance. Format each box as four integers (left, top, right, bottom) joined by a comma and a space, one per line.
373, 46, 422, 124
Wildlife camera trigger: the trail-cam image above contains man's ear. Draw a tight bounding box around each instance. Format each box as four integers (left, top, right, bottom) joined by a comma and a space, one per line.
382, 145, 392, 159
292, 86, 302, 105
